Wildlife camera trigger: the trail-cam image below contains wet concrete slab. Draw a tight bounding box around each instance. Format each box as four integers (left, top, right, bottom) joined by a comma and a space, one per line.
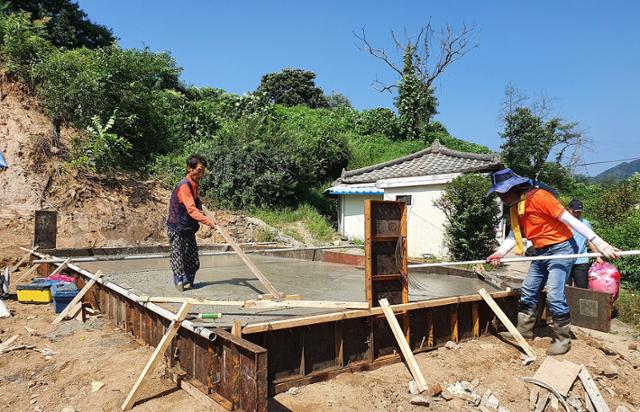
78, 254, 498, 328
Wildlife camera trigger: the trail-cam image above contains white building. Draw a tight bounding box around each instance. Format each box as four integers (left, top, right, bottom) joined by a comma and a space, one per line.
327, 140, 501, 258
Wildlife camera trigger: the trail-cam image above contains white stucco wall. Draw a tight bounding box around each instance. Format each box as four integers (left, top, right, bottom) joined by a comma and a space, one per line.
383, 185, 448, 258
339, 194, 383, 240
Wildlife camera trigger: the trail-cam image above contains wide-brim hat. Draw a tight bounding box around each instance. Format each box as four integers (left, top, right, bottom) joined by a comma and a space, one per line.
486, 168, 530, 196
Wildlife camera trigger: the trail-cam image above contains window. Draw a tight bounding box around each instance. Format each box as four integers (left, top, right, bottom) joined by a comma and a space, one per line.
396, 195, 412, 205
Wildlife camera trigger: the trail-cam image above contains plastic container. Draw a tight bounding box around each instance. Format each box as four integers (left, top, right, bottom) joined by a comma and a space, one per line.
51, 282, 79, 313
17, 284, 52, 303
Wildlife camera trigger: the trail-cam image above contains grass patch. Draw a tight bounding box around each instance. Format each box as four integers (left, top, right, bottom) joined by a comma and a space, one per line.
617, 288, 640, 330
253, 203, 336, 244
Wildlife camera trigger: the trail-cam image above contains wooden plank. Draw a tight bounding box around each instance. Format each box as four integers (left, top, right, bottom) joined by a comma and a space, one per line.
34, 210, 57, 249
137, 295, 368, 310
13, 263, 40, 284
378, 298, 428, 392
47, 257, 71, 278
450, 305, 459, 343
364, 200, 373, 307
167, 370, 233, 411
231, 320, 241, 337
578, 366, 610, 412
242, 291, 519, 334
121, 302, 192, 411
478, 288, 537, 360
11, 246, 38, 272
203, 206, 282, 299
52, 270, 103, 324
533, 357, 581, 396
472, 302, 480, 337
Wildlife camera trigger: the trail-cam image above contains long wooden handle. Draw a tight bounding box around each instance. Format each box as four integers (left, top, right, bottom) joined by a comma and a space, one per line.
203, 208, 283, 299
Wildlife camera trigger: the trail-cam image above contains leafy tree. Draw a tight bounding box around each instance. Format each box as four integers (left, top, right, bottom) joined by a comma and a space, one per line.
355, 22, 477, 140
2, 0, 115, 49
435, 173, 501, 261
590, 173, 640, 227
0, 11, 54, 86
257, 68, 328, 108
499, 86, 583, 187
395, 45, 437, 140
326, 91, 352, 109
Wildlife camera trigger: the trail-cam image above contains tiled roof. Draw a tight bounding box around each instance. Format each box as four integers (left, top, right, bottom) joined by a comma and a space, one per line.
336, 140, 501, 184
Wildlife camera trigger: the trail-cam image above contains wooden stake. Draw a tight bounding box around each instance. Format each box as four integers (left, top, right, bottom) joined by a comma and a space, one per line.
578, 366, 610, 412
49, 257, 71, 277
478, 288, 537, 361
231, 320, 242, 337
11, 246, 38, 272
12, 263, 40, 285
121, 302, 192, 411
379, 298, 428, 393
52, 271, 103, 324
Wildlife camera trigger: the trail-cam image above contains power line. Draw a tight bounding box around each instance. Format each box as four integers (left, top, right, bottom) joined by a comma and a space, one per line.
576, 156, 640, 167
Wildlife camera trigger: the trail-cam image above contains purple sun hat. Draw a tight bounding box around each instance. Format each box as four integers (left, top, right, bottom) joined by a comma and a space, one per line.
486, 168, 531, 196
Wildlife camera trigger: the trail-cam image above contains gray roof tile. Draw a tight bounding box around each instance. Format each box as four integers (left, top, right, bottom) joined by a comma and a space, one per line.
336, 140, 501, 184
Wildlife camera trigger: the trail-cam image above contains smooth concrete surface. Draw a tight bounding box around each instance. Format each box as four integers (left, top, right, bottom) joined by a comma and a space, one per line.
78, 254, 498, 328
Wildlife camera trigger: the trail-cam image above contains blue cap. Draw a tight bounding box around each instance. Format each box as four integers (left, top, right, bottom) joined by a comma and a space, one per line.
487, 168, 530, 196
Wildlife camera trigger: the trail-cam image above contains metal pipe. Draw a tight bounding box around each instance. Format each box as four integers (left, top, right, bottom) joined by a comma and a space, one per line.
408, 250, 640, 269
24, 248, 217, 341
32, 244, 363, 263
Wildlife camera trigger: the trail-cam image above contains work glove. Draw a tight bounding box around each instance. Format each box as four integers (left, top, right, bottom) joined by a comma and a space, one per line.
591, 236, 619, 260
486, 251, 505, 267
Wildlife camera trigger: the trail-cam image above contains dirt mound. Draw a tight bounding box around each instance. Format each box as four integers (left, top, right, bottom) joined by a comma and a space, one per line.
0, 78, 267, 265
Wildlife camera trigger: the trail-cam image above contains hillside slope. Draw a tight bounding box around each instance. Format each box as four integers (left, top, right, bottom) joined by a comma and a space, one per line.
0, 79, 263, 263
593, 158, 640, 182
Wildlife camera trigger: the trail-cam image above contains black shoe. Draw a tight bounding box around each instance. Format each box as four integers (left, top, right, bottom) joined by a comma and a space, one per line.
175, 282, 184, 292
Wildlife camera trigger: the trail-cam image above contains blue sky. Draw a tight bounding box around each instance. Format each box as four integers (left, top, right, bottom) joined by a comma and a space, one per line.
77, 0, 640, 176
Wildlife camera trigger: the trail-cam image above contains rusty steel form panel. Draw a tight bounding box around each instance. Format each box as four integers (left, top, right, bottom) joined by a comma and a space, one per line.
364, 200, 408, 307
243, 292, 520, 395
85, 281, 268, 412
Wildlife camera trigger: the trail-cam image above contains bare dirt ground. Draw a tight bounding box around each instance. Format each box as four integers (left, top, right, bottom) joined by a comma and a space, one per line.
2, 279, 639, 412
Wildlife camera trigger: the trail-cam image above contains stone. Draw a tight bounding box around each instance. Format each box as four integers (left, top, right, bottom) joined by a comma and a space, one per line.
441, 390, 453, 401
445, 340, 460, 350
410, 395, 430, 407
408, 380, 420, 395
461, 381, 475, 393
61, 407, 76, 412
471, 378, 480, 389
602, 364, 618, 378
481, 390, 500, 411
628, 342, 638, 351
287, 387, 300, 395
615, 406, 631, 412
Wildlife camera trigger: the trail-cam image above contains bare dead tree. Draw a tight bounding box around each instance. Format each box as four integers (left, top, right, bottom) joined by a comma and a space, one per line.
354, 20, 479, 93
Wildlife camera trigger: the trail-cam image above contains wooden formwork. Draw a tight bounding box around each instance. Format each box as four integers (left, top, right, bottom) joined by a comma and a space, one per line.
38, 250, 520, 412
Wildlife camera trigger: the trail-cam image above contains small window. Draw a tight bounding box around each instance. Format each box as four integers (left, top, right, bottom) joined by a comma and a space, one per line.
396, 195, 412, 205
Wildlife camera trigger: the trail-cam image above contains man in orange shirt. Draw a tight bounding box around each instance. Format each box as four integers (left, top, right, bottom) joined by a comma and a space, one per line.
167, 155, 217, 291
486, 168, 617, 355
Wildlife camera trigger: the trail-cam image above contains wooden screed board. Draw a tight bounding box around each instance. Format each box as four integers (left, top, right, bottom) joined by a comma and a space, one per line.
364, 200, 408, 307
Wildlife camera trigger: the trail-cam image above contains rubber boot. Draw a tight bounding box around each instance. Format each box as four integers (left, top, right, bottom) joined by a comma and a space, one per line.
500, 309, 537, 340
547, 317, 572, 355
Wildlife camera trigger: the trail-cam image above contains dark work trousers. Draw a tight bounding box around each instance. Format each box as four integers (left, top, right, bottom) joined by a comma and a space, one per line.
566, 262, 590, 289
168, 230, 200, 285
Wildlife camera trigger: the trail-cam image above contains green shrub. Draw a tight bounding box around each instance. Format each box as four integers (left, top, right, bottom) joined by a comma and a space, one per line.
435, 174, 501, 260
254, 204, 336, 243
616, 289, 640, 330
0, 12, 54, 86
597, 210, 640, 288
347, 134, 426, 169
355, 108, 399, 139
34, 45, 182, 161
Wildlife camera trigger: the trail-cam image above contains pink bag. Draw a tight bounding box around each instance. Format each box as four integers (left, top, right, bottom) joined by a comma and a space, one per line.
48, 273, 76, 284
587, 261, 621, 303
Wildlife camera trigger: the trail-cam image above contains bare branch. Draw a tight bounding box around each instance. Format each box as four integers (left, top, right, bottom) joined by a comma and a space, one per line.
354, 21, 478, 93
371, 76, 398, 93
354, 27, 403, 76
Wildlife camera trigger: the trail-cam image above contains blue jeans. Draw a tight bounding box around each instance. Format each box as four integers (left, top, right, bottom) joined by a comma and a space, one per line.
519, 239, 578, 319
